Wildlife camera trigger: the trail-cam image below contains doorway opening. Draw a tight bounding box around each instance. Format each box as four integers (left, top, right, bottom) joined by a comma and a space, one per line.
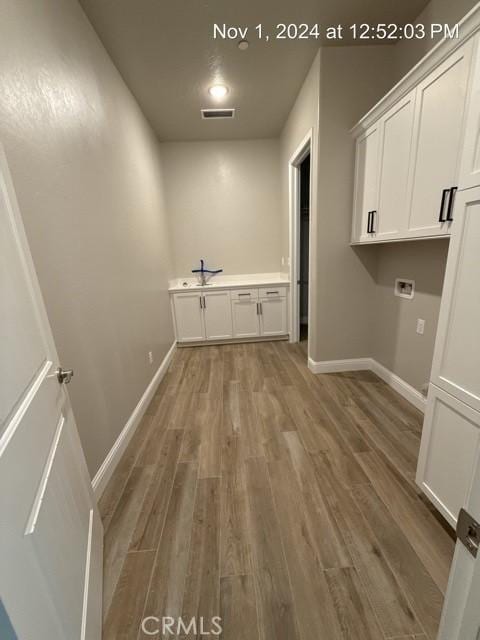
299, 154, 310, 347
289, 130, 313, 356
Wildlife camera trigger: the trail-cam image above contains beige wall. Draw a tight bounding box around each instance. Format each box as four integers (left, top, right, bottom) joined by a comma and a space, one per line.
372, 240, 449, 392
0, 0, 174, 477
393, 0, 478, 80
314, 45, 395, 363
161, 139, 282, 277
280, 52, 321, 268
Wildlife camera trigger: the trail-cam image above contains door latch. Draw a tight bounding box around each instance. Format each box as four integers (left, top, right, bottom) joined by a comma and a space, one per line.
457, 508, 480, 558
57, 367, 74, 385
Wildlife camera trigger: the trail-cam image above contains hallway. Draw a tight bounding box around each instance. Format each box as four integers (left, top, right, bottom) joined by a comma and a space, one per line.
100, 342, 454, 639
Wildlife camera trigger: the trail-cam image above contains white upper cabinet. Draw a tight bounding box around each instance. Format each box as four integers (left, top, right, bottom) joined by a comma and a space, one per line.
203, 290, 233, 340
458, 38, 480, 190
351, 36, 475, 244
375, 89, 416, 241
352, 124, 380, 243
407, 41, 473, 238
430, 187, 480, 413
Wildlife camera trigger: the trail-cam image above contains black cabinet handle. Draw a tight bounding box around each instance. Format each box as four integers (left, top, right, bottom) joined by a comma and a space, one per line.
446, 187, 457, 222
370, 210, 377, 233
438, 188, 450, 222
367, 211, 372, 234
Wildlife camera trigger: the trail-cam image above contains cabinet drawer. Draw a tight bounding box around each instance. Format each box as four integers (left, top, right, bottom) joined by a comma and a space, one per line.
230, 288, 258, 300
258, 286, 287, 299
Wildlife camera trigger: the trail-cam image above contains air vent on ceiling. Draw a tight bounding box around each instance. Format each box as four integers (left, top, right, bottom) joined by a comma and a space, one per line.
201, 108, 235, 119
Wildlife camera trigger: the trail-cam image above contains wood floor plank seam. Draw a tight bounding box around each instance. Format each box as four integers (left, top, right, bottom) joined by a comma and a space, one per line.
136, 457, 197, 639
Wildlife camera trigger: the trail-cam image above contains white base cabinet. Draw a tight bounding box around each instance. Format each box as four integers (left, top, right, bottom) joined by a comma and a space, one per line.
259, 295, 288, 336
231, 289, 260, 338
171, 292, 205, 342
204, 291, 233, 340
416, 385, 480, 528
172, 285, 289, 344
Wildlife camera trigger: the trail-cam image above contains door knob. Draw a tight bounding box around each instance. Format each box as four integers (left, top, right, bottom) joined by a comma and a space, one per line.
57, 367, 74, 384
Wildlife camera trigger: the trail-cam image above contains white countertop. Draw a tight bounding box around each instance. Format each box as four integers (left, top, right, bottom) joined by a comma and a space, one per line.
168, 272, 290, 293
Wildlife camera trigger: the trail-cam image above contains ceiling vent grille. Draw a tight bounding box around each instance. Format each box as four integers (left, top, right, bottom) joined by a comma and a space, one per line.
201, 108, 235, 119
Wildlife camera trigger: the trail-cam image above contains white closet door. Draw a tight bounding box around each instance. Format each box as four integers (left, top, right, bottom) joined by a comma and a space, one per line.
430, 187, 480, 412
407, 40, 473, 238
204, 290, 233, 340
416, 384, 480, 528
375, 90, 416, 241
351, 123, 380, 243
173, 292, 205, 342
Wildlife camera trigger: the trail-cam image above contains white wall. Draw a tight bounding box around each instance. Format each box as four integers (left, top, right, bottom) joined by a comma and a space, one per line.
0, 0, 174, 477
393, 0, 478, 80
161, 139, 282, 277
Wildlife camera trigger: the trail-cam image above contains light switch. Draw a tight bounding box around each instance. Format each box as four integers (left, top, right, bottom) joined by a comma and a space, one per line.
416, 318, 425, 335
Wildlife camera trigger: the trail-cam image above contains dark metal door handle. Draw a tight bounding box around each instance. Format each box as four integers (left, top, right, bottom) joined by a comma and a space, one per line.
370, 210, 377, 233
57, 367, 74, 384
438, 188, 450, 222
446, 187, 457, 222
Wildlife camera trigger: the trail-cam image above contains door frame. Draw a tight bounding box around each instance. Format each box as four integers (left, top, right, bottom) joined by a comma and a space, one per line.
289, 129, 313, 347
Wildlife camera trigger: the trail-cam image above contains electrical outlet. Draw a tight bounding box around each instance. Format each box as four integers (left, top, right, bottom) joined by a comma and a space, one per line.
416, 318, 425, 335
148, 351, 153, 364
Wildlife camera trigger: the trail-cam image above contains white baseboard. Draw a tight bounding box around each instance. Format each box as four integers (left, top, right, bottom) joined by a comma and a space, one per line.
308, 357, 372, 374
91, 341, 176, 499
308, 356, 426, 413
369, 359, 426, 413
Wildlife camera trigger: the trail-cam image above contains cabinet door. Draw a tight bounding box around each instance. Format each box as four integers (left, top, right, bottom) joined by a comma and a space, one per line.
430, 187, 480, 412
416, 384, 480, 528
204, 290, 233, 340
173, 292, 205, 342
407, 41, 473, 238
458, 35, 480, 190
351, 123, 380, 243
375, 90, 416, 241
260, 297, 287, 336
232, 299, 260, 338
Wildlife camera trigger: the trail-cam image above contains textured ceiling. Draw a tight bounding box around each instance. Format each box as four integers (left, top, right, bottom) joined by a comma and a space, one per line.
80, 0, 429, 141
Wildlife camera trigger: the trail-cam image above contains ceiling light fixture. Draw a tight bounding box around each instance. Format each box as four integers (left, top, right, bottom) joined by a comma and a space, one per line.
238, 40, 249, 50
208, 84, 229, 99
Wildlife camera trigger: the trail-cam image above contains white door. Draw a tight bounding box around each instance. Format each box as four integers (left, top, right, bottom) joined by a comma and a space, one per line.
0, 148, 102, 639
430, 187, 480, 413
416, 384, 480, 528
375, 89, 416, 241
259, 297, 287, 337
351, 123, 380, 243
407, 40, 473, 238
173, 292, 205, 342
204, 290, 233, 340
231, 294, 260, 338
438, 453, 480, 639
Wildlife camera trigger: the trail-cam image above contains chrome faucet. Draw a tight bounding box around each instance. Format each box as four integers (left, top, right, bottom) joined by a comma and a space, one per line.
192, 259, 223, 286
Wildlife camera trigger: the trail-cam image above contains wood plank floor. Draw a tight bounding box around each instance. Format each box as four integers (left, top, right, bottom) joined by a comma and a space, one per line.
100, 341, 455, 640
